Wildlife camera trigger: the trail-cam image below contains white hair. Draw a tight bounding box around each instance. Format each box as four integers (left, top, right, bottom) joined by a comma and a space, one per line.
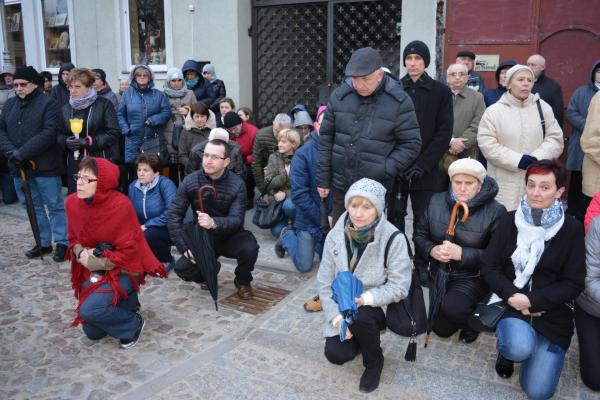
273, 113, 291, 126
208, 128, 229, 142
446, 63, 468, 75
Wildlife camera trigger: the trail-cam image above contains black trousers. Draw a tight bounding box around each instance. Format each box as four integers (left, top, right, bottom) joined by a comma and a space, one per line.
575, 304, 600, 391
324, 306, 386, 368
144, 226, 173, 263
566, 171, 589, 222
245, 165, 255, 204
214, 230, 259, 285
433, 277, 489, 337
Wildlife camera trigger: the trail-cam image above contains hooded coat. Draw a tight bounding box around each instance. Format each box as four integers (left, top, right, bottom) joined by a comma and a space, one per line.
65, 158, 167, 326
181, 60, 214, 106
566, 59, 600, 171
477, 92, 564, 211
0, 73, 15, 112
483, 60, 517, 107
117, 65, 171, 163
50, 63, 75, 108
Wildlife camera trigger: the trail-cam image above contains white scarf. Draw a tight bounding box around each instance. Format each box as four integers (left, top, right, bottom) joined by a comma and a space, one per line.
487, 200, 564, 304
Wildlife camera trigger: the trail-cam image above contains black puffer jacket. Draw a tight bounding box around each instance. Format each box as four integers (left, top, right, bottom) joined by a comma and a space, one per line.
59, 96, 121, 162
401, 72, 454, 191
317, 74, 421, 192
167, 169, 247, 253
0, 89, 65, 177
414, 177, 506, 276
532, 72, 564, 127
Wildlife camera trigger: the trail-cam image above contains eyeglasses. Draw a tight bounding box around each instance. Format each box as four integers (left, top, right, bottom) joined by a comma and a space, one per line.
202, 153, 226, 161
13, 82, 31, 88
447, 72, 468, 78
73, 174, 98, 184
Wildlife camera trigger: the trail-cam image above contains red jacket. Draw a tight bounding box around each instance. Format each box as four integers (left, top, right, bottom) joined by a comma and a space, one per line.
65, 158, 166, 326
230, 121, 257, 165
585, 191, 600, 233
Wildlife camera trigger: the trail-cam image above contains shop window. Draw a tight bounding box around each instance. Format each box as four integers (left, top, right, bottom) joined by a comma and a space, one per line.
41, 0, 72, 68
4, 3, 26, 66
127, 0, 166, 66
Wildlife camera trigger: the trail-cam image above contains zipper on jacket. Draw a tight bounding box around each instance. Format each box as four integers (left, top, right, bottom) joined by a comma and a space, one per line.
142, 190, 148, 220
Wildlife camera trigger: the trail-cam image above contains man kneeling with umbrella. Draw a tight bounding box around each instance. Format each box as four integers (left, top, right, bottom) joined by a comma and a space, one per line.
168, 139, 259, 300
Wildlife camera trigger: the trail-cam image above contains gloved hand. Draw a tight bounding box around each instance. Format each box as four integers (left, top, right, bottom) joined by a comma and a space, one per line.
404, 165, 425, 183
5, 150, 23, 174
518, 155, 538, 170
144, 119, 153, 126
66, 136, 89, 151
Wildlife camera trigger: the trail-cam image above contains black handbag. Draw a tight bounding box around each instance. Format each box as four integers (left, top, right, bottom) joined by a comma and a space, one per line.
252, 177, 285, 229
468, 300, 507, 333
384, 231, 427, 361
140, 130, 167, 159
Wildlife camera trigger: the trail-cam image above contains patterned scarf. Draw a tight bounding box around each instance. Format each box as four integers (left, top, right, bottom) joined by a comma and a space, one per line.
70, 88, 97, 110
344, 215, 379, 272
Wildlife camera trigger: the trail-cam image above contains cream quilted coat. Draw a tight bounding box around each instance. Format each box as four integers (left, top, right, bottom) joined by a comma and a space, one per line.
581, 92, 600, 197
478, 92, 563, 211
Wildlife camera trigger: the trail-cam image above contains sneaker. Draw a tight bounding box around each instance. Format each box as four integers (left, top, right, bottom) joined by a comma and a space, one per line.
25, 245, 53, 259
359, 358, 384, 393
52, 244, 68, 262
120, 314, 145, 349
303, 296, 323, 312
459, 328, 479, 344
495, 353, 514, 379
275, 227, 289, 258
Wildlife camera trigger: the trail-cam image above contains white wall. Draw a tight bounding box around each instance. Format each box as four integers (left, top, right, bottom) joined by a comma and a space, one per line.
400, 0, 437, 78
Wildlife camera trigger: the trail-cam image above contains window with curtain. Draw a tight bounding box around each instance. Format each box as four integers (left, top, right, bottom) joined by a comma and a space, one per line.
128, 0, 166, 66
41, 0, 71, 68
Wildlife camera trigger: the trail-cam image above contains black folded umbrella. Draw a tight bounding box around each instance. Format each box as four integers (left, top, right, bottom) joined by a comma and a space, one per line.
19, 161, 43, 260
319, 197, 330, 236
424, 200, 469, 347
181, 185, 220, 310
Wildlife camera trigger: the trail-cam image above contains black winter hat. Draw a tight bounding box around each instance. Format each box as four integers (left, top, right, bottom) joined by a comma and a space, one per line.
456, 50, 476, 60
222, 111, 242, 128
344, 47, 383, 77
14, 66, 43, 86
92, 68, 107, 84
403, 40, 430, 68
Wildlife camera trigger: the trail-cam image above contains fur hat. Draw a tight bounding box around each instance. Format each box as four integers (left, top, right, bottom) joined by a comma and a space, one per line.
403, 40, 430, 68
448, 158, 487, 183
344, 178, 387, 217
505, 64, 535, 86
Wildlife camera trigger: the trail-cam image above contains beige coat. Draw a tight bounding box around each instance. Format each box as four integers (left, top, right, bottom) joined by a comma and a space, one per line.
164, 89, 196, 156
581, 92, 600, 197
478, 92, 563, 211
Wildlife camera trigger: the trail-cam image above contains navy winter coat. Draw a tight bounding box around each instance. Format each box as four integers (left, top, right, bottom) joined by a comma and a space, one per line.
117, 66, 171, 163
128, 175, 177, 228
291, 131, 332, 237
566, 59, 600, 171
181, 60, 215, 106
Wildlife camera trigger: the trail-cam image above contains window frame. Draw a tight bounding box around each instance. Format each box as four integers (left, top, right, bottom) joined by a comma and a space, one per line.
119, 0, 173, 74
34, 0, 76, 73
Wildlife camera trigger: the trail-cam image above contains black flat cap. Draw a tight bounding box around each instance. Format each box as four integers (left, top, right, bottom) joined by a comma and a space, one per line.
456, 50, 476, 60
344, 47, 383, 77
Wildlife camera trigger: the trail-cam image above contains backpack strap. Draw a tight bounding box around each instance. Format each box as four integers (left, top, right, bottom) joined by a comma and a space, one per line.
536, 99, 546, 138
384, 230, 413, 268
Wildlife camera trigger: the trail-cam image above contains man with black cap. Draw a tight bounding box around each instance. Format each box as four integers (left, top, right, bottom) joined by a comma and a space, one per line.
92, 68, 119, 112
0, 66, 69, 261
397, 40, 453, 286
456, 50, 485, 93
317, 46, 421, 223
222, 111, 258, 207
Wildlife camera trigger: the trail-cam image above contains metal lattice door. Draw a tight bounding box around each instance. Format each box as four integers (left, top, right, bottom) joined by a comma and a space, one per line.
252, 0, 402, 127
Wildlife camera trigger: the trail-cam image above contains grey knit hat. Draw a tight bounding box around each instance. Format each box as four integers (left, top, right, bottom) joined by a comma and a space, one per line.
166, 67, 183, 81
344, 178, 387, 217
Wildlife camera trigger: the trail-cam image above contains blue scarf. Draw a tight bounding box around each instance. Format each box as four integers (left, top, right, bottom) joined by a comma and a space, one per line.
185, 77, 199, 89
519, 197, 563, 228
70, 88, 97, 110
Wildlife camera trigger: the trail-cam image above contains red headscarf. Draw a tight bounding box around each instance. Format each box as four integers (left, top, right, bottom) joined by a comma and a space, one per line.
65, 158, 167, 326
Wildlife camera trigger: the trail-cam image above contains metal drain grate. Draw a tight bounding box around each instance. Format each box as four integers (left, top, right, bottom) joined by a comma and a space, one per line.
220, 285, 290, 315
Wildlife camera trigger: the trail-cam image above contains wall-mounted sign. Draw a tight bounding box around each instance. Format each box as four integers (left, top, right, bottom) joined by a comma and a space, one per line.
475, 55, 499, 71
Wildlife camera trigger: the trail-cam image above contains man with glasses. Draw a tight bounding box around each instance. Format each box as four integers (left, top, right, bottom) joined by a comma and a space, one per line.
168, 139, 259, 300
0, 66, 69, 261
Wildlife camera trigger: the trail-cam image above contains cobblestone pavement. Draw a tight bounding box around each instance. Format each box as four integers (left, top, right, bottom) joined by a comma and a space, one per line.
0, 202, 596, 400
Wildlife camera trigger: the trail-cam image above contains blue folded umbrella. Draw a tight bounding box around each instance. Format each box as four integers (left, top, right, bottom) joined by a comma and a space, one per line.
331, 271, 364, 342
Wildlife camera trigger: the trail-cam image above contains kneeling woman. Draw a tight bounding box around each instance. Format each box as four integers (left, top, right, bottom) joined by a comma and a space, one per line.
317, 178, 411, 393
414, 158, 506, 343
482, 160, 585, 399
65, 157, 167, 348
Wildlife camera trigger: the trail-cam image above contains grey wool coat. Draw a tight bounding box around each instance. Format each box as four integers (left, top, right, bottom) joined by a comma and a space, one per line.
317, 213, 412, 338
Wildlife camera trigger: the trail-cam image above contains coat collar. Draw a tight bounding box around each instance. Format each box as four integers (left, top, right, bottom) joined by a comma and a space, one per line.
401, 71, 433, 91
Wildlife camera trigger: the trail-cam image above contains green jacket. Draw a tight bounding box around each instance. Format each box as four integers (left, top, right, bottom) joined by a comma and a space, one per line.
252, 126, 278, 192
265, 151, 292, 196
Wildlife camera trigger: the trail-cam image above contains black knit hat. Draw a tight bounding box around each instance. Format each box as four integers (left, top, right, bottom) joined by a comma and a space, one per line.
344, 47, 383, 77
92, 68, 107, 84
222, 111, 242, 128
13, 66, 43, 87
403, 40, 430, 68
456, 50, 476, 60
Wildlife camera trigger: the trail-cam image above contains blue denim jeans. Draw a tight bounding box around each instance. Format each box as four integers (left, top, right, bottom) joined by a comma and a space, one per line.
80, 274, 141, 341
496, 317, 566, 400
13, 176, 68, 246
281, 229, 323, 273
271, 197, 296, 237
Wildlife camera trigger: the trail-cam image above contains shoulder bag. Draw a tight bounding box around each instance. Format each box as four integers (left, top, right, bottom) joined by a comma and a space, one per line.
252, 177, 285, 229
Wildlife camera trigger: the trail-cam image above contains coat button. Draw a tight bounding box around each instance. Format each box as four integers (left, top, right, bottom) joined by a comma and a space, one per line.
333, 250, 338, 256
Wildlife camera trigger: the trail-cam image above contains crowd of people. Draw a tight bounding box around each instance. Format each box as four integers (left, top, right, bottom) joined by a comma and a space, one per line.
0, 44, 598, 398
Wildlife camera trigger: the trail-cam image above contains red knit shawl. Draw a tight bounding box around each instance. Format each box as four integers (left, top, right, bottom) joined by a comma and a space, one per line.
65, 158, 167, 326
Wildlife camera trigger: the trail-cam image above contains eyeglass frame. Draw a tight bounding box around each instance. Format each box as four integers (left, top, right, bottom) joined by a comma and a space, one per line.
202, 152, 227, 161
73, 173, 98, 184
447, 72, 468, 78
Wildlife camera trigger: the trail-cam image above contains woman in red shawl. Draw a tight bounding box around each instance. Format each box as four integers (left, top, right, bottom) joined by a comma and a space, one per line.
65, 157, 166, 348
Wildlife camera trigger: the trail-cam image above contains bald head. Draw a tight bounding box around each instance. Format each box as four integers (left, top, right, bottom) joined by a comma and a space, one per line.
527, 54, 546, 79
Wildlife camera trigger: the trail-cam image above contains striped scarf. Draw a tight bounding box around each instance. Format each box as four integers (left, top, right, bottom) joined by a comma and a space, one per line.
344, 216, 379, 272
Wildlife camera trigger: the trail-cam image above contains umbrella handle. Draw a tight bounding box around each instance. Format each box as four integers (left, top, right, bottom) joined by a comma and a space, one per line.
198, 185, 218, 213
447, 200, 469, 239
18, 160, 37, 181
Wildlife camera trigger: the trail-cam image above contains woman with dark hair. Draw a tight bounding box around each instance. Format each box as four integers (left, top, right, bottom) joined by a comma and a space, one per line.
66, 157, 167, 348
178, 102, 214, 167
237, 107, 256, 126
483, 60, 517, 107
40, 71, 53, 95
128, 154, 177, 269
58, 68, 120, 194
217, 97, 235, 127
481, 159, 585, 399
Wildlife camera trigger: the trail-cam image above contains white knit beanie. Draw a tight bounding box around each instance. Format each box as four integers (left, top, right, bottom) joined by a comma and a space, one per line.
505, 64, 535, 86
448, 158, 487, 183
344, 178, 387, 216
208, 128, 230, 142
